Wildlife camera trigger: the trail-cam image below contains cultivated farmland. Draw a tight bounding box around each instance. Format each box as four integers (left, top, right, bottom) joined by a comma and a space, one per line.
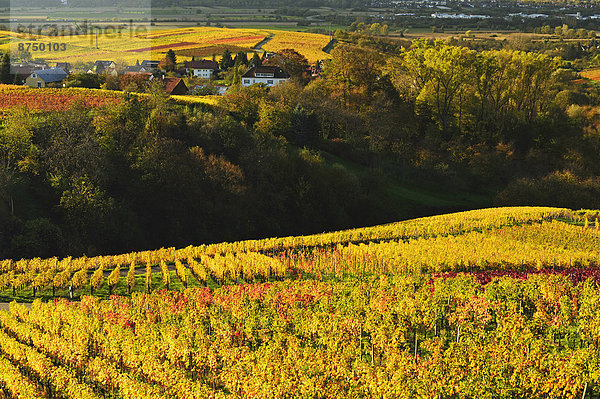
0, 208, 599, 397
4, 27, 332, 65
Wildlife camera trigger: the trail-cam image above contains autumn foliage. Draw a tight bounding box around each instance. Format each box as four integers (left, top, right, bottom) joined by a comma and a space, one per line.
0, 84, 123, 111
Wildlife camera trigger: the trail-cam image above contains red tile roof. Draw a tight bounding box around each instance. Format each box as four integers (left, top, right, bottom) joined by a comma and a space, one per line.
163, 77, 187, 94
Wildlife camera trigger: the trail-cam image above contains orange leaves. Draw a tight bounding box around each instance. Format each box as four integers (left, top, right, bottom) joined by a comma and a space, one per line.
448, 295, 493, 330
107, 264, 121, 293
0, 275, 596, 398
0, 85, 123, 111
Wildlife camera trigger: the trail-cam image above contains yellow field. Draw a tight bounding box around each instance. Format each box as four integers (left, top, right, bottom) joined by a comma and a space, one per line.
3, 27, 330, 65
171, 94, 221, 106
261, 30, 332, 62
0, 30, 23, 38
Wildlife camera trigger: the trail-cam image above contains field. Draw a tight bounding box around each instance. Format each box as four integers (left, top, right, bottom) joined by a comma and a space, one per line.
581, 67, 600, 81
0, 207, 600, 397
0, 84, 219, 112
0, 85, 125, 111
260, 30, 333, 62
3, 26, 332, 65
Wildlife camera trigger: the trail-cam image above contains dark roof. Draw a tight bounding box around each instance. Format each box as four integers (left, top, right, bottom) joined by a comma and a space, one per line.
94, 60, 115, 67
125, 65, 146, 73
163, 77, 188, 94
32, 68, 67, 83
12, 65, 35, 76
242, 66, 290, 79
140, 60, 159, 68
184, 60, 219, 70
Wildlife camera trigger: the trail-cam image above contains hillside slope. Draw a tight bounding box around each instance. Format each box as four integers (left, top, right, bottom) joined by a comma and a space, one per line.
0, 206, 585, 301
0, 207, 598, 398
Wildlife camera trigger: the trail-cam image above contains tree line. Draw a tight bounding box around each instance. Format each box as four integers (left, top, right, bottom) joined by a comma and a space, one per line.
2, 37, 599, 259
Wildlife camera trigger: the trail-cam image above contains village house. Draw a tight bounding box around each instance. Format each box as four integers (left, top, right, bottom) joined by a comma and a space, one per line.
241, 66, 290, 87
11, 60, 49, 84
163, 77, 188, 95
141, 60, 160, 70
11, 64, 40, 85
92, 60, 118, 75
184, 59, 219, 79
124, 65, 145, 74
125, 60, 160, 74
25, 68, 68, 88
12, 66, 31, 85
93, 60, 116, 70
55, 62, 71, 74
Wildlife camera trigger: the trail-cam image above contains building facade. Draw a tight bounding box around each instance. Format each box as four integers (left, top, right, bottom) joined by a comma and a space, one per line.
184, 60, 219, 79
241, 66, 290, 87
25, 68, 68, 88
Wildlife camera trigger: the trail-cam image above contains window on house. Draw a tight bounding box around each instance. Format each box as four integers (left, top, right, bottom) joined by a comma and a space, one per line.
267, 80, 273, 84
243, 80, 250, 84
37, 81, 42, 88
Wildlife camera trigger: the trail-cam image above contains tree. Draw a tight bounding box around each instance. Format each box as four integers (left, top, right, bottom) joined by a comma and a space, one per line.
324, 44, 384, 102
59, 175, 115, 254
416, 41, 476, 134
64, 73, 101, 89
219, 85, 268, 126
102, 74, 121, 91
254, 100, 293, 138
0, 109, 38, 214
220, 49, 234, 70
233, 51, 248, 67
290, 105, 320, 146
144, 79, 174, 136
264, 48, 310, 84
92, 95, 146, 159
160, 49, 177, 72
166, 49, 177, 66
250, 52, 262, 68
119, 73, 151, 92
0, 53, 10, 84
370, 23, 382, 35
8, 218, 63, 259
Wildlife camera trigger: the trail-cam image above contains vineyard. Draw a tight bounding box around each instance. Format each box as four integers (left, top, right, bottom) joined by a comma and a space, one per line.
0, 85, 125, 111
2, 27, 331, 65
0, 85, 219, 113
0, 207, 600, 397
259, 30, 333, 62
